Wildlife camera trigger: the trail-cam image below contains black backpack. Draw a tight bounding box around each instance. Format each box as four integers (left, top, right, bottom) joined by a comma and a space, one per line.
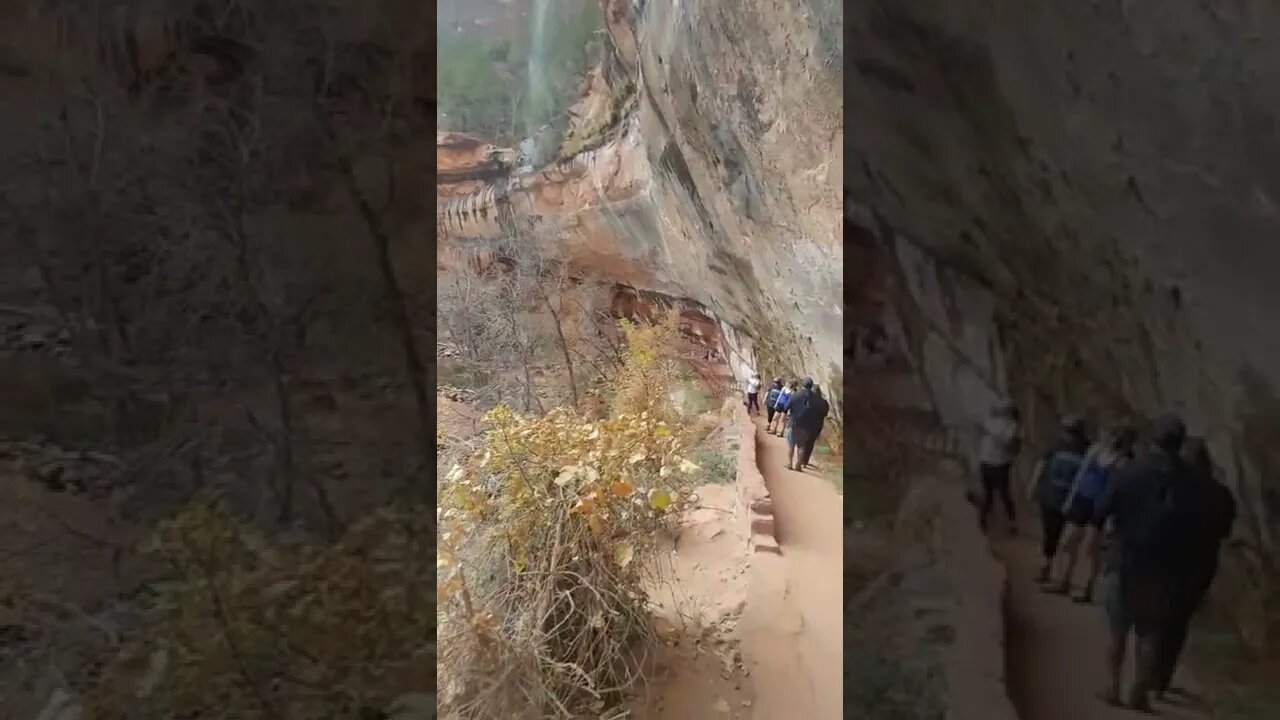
1127, 456, 1187, 561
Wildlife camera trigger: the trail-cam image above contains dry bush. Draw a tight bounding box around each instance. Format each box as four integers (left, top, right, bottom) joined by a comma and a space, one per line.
83, 499, 435, 719
437, 314, 701, 718
610, 312, 682, 423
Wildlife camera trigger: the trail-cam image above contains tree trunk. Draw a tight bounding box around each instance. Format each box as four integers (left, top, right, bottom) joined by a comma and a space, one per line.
542, 291, 579, 407
522, 356, 545, 415
270, 351, 295, 524
570, 346, 610, 384
338, 158, 433, 471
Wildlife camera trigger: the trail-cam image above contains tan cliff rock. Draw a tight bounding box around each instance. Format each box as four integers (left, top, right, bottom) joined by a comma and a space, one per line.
437, 0, 843, 412
849, 0, 1280, 655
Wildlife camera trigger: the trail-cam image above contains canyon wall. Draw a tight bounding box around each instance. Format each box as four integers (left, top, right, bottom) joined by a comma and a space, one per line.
438, 0, 843, 402
849, 0, 1280, 653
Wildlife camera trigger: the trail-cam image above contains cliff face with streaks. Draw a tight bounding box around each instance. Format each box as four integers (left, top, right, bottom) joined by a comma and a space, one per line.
437, 0, 843, 408
847, 0, 1280, 654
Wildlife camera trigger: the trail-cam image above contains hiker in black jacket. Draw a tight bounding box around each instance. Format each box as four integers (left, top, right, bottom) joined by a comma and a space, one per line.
1153, 437, 1236, 698
1093, 414, 1189, 712
784, 377, 814, 471
797, 385, 830, 468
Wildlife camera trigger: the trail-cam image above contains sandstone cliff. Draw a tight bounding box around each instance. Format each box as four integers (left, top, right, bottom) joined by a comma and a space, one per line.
849, 0, 1280, 655
437, 0, 844, 410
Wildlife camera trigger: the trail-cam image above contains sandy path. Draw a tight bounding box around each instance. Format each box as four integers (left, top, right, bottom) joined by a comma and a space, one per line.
994, 532, 1210, 720
631, 483, 755, 719
632, 415, 843, 718
737, 415, 843, 719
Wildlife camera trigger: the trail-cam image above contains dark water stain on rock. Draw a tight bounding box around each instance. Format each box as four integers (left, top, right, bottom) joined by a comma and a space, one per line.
1126, 174, 1157, 216
659, 141, 715, 232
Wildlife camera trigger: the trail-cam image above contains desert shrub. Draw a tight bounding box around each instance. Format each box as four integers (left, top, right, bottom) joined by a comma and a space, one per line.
611, 311, 682, 423
85, 500, 435, 719
691, 449, 737, 485
437, 313, 702, 718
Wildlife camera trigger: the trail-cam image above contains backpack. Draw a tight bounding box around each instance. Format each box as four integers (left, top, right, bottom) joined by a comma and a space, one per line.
1038, 447, 1085, 508
766, 387, 782, 407
1075, 458, 1113, 501
788, 389, 813, 422
1127, 457, 1188, 562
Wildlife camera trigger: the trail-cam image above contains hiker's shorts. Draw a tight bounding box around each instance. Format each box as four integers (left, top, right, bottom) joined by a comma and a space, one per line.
790, 426, 812, 451
1064, 495, 1096, 527
1102, 570, 1165, 640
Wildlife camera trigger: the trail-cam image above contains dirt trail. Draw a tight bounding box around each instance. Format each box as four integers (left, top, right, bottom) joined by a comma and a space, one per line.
993, 531, 1210, 720
631, 482, 755, 718
633, 413, 842, 718
737, 414, 843, 719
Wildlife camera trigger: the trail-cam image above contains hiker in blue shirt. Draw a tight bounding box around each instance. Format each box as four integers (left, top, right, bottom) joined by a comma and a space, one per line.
764, 378, 783, 428
1046, 424, 1136, 602
769, 380, 796, 435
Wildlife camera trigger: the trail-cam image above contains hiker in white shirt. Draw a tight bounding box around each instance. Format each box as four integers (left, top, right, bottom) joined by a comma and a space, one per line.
745, 373, 762, 415
977, 401, 1022, 534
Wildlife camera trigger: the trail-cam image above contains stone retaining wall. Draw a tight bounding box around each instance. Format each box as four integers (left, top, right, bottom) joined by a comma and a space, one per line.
930, 464, 1021, 720
733, 405, 777, 552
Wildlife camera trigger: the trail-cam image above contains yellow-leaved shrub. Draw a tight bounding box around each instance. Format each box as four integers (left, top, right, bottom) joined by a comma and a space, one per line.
438, 310, 701, 718
86, 500, 435, 719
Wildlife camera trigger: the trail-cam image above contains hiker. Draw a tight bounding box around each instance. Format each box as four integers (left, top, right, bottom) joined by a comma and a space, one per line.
1153, 437, 1236, 698
784, 377, 815, 470
764, 377, 783, 428
976, 401, 1022, 534
1093, 414, 1190, 712
745, 372, 762, 415
770, 380, 796, 435
796, 385, 830, 469
1046, 424, 1136, 602
1026, 415, 1090, 584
